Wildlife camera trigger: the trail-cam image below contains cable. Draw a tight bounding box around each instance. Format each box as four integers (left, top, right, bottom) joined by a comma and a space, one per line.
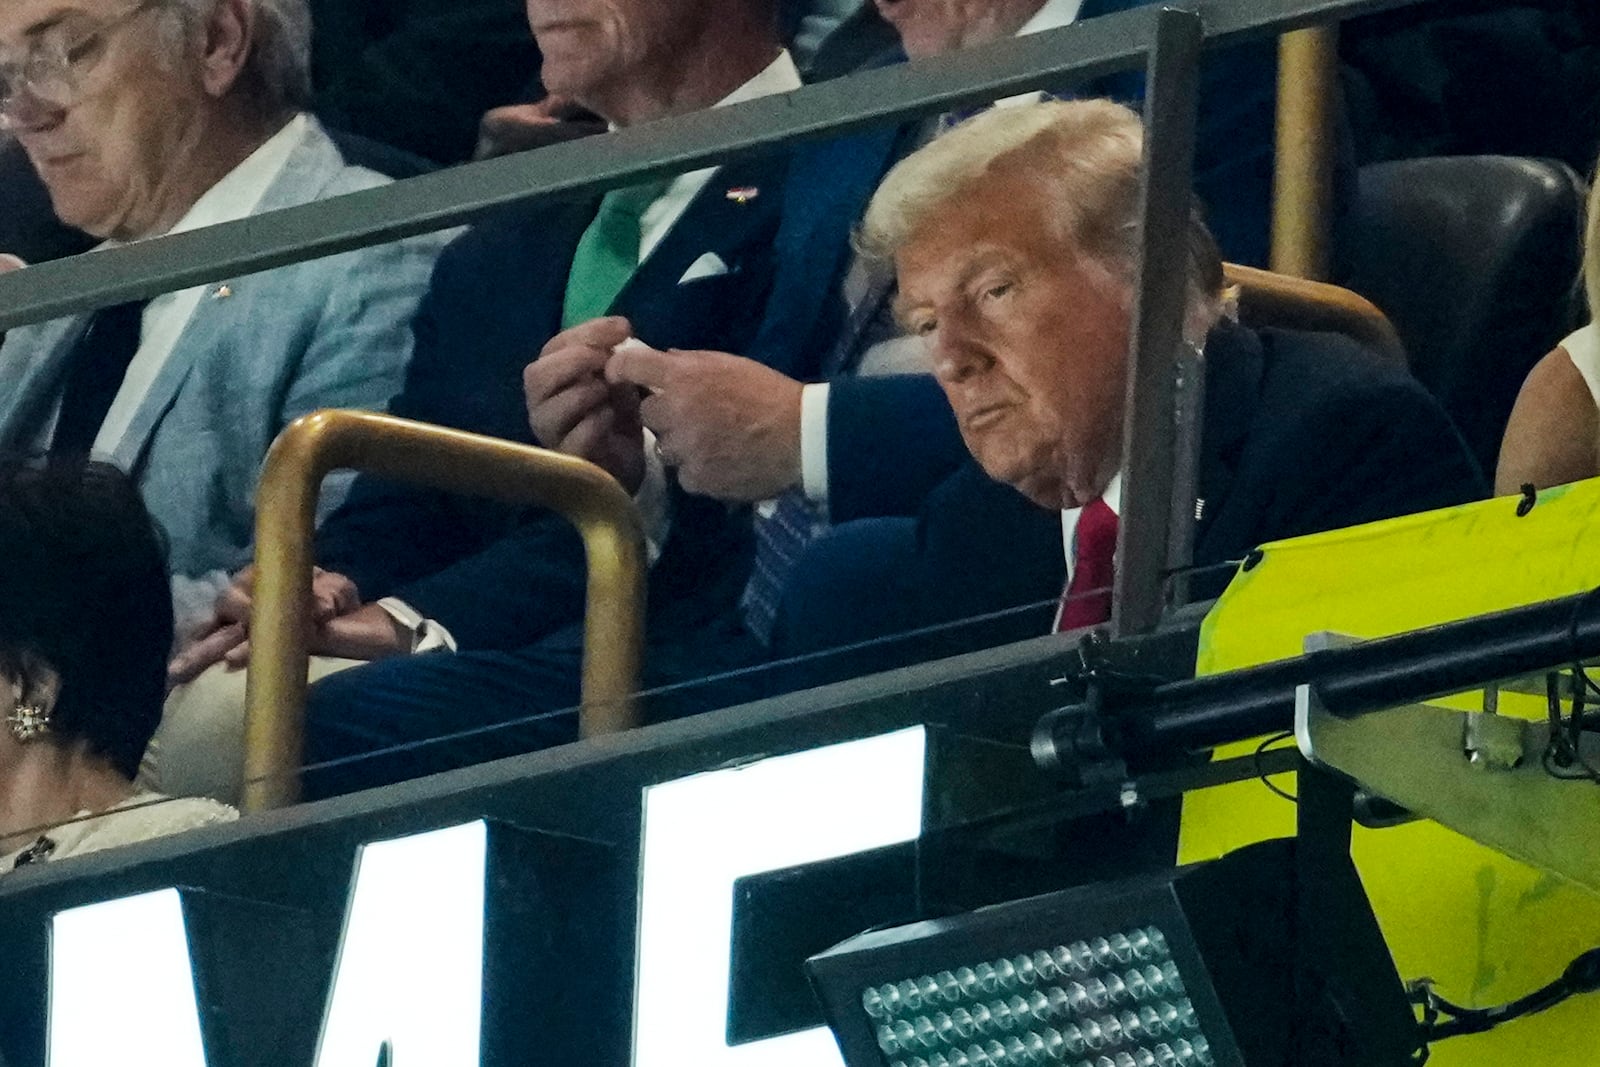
1253, 731, 1297, 803
1410, 948, 1600, 1041
1542, 671, 1600, 784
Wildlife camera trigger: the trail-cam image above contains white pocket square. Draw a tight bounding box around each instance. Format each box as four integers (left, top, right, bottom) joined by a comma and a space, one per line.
678, 252, 730, 284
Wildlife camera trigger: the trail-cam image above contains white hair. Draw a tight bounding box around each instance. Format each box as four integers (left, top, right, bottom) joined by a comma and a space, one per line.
860, 98, 1224, 341
163, 0, 312, 109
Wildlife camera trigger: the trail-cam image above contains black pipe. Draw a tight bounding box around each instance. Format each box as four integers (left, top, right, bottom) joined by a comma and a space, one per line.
1046, 589, 1600, 769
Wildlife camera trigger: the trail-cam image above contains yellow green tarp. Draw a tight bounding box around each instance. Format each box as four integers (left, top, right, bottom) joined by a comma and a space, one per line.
1179, 481, 1600, 1060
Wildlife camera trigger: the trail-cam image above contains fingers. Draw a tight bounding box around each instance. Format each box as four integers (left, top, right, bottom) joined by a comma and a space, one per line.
223, 637, 253, 671
561, 403, 619, 461
213, 580, 253, 626
605, 341, 676, 393
537, 316, 633, 361
310, 568, 360, 622
167, 623, 248, 686
526, 341, 617, 448
536, 375, 614, 448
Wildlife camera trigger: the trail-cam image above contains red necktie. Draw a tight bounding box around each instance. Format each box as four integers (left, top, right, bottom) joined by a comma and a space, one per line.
1056, 497, 1118, 632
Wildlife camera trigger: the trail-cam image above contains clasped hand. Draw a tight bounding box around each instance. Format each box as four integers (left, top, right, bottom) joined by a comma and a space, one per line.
166, 566, 409, 687
524, 316, 804, 501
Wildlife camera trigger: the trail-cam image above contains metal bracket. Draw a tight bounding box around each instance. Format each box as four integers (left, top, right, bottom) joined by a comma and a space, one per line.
1293, 634, 1600, 893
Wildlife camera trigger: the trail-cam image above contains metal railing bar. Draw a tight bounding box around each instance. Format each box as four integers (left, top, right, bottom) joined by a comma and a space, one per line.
1114, 7, 1205, 639
0, 0, 1426, 333
0, 11, 1156, 332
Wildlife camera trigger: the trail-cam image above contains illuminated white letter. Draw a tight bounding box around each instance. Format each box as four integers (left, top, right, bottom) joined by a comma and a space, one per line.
634, 727, 927, 1067
314, 821, 488, 1067
50, 889, 209, 1067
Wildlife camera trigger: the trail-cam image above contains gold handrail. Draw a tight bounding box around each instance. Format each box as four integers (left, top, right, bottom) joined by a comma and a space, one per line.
1224, 262, 1406, 367
1272, 24, 1340, 281
239, 409, 647, 812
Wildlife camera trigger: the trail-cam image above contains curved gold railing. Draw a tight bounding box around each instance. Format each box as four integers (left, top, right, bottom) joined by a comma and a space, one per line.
1272, 24, 1342, 281
1224, 262, 1407, 366
240, 410, 647, 812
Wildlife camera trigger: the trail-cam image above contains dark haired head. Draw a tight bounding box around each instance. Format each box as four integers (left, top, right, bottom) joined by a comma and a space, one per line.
0, 457, 172, 778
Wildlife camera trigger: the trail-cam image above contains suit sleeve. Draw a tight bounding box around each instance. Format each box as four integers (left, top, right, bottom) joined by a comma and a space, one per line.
310, 242, 489, 600
310, 234, 594, 649
775, 462, 1065, 659
824, 374, 970, 521
282, 230, 447, 528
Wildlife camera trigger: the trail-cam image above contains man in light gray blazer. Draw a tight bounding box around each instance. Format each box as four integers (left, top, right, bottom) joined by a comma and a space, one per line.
0, 0, 444, 627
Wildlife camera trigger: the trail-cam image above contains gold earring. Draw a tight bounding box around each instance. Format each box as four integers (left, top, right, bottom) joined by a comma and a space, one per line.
7, 703, 50, 742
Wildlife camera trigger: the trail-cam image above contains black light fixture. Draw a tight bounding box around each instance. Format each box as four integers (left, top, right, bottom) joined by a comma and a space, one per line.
808, 838, 1423, 1067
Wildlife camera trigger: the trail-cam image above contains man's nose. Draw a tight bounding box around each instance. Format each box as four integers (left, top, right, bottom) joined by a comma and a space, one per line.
931, 323, 991, 386
2, 87, 64, 134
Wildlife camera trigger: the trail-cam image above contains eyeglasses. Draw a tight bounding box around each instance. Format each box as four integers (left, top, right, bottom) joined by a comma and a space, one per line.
0, 0, 167, 128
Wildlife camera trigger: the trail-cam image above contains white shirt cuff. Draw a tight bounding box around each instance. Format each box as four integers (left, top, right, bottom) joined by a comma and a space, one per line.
376, 597, 458, 654
799, 382, 831, 507
636, 429, 673, 565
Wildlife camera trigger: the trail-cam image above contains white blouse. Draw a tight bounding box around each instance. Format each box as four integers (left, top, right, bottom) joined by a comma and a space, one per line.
1562, 322, 1600, 407
1, 791, 237, 873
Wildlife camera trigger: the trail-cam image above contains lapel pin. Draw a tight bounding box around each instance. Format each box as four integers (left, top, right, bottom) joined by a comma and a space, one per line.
725, 186, 759, 204
211, 285, 233, 300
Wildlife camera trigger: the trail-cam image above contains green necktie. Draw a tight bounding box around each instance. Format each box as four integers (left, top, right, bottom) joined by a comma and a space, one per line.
562, 181, 670, 328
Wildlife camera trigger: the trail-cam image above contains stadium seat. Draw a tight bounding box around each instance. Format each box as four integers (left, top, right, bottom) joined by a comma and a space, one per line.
1336, 155, 1587, 475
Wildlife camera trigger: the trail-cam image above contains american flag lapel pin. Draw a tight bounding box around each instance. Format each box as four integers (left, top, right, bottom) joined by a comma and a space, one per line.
725, 186, 759, 204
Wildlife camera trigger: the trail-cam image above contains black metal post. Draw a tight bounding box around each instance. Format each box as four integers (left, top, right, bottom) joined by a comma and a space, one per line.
1113, 6, 1205, 638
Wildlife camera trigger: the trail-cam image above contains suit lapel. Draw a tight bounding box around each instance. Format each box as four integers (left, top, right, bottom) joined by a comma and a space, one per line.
747, 125, 908, 378
0, 315, 88, 448
608, 150, 790, 336
1193, 320, 1265, 554
107, 120, 339, 469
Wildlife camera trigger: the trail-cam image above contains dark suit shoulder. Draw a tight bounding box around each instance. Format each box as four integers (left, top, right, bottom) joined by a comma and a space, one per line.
1212, 324, 1486, 549
429, 198, 593, 287
1249, 326, 1466, 452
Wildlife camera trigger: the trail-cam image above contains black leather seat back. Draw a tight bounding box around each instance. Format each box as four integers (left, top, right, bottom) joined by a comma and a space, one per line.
1337, 155, 1586, 474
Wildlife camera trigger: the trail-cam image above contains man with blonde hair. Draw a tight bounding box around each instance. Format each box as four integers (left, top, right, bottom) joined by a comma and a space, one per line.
774, 99, 1484, 655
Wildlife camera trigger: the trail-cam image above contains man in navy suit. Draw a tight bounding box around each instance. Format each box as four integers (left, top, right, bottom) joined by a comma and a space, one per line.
773, 99, 1483, 669
599, 0, 1280, 660
161, 0, 1278, 799
155, 0, 884, 800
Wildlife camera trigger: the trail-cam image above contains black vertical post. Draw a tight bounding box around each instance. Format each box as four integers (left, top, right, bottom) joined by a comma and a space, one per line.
1112, 6, 1205, 639
1293, 757, 1358, 1060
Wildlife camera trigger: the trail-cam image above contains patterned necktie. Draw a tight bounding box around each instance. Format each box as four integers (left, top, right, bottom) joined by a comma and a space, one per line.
1056, 497, 1119, 632
50, 299, 149, 456
739, 263, 899, 645
562, 180, 670, 329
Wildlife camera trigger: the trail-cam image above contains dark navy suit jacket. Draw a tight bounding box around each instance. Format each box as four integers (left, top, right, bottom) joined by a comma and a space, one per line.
776, 323, 1488, 660
820, 0, 1284, 532
314, 136, 887, 650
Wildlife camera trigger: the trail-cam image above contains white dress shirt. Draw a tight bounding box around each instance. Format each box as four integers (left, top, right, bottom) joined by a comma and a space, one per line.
91, 114, 310, 455
797, 0, 1085, 505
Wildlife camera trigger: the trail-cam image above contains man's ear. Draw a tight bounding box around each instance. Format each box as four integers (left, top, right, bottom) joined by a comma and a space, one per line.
197, 0, 255, 100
